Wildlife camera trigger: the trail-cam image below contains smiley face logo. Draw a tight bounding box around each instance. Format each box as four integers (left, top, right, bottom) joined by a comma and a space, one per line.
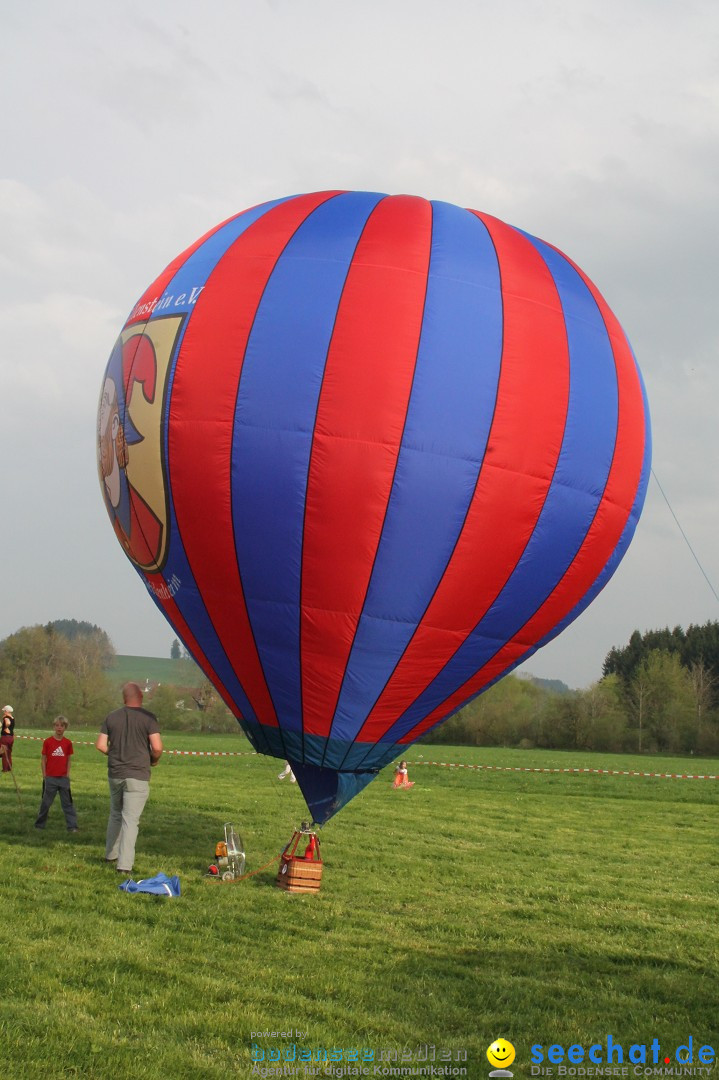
487, 1039, 516, 1071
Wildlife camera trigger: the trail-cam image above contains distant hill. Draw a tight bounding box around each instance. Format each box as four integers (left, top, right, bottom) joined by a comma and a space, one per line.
525, 674, 571, 695
108, 654, 202, 688
516, 671, 572, 694
109, 656, 572, 696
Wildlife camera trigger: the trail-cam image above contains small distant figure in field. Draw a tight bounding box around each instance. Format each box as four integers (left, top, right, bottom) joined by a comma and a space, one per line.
1, 705, 15, 773
35, 716, 78, 832
277, 761, 296, 783
393, 760, 414, 789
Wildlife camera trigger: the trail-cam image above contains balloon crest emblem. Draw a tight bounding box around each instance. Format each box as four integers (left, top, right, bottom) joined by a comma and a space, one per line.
97, 315, 181, 574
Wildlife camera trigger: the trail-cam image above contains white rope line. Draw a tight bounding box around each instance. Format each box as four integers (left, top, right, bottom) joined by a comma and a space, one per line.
14, 736, 718, 780
408, 759, 719, 781
15, 734, 257, 758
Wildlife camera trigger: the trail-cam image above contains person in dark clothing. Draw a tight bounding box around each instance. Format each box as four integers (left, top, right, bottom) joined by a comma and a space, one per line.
95, 682, 163, 874
1, 705, 15, 773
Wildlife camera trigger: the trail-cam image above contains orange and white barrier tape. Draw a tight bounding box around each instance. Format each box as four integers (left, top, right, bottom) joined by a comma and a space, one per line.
161, 748, 258, 758
407, 759, 719, 781
14, 736, 718, 780
15, 734, 256, 757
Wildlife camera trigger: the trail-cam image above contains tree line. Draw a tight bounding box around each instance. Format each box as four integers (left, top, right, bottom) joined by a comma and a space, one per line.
0, 622, 237, 733
4, 619, 719, 754
423, 621, 719, 755
0, 621, 117, 726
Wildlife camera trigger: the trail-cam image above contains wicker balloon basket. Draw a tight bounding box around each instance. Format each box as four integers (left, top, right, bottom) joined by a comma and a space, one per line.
276, 824, 323, 894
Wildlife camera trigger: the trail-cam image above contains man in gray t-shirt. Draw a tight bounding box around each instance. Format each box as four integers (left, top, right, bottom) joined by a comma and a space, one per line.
95, 682, 163, 874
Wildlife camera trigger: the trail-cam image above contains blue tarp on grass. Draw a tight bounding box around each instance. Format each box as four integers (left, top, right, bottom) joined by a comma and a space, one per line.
118, 873, 181, 897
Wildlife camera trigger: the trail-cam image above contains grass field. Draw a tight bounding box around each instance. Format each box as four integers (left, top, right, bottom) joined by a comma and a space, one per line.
108, 655, 202, 687
2, 734, 718, 1079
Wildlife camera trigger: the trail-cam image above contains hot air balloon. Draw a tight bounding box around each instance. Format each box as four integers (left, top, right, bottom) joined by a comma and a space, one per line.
97, 191, 651, 823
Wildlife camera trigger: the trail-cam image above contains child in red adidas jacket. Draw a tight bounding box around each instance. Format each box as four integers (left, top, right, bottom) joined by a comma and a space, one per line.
35, 716, 79, 832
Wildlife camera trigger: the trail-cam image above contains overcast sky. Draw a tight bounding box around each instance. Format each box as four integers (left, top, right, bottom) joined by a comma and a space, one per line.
1, 0, 718, 690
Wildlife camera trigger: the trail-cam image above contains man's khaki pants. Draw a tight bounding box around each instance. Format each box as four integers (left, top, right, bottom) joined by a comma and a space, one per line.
105, 777, 150, 872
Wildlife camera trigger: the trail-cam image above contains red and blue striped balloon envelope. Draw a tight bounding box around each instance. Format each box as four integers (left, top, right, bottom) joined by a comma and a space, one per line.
97, 190, 651, 823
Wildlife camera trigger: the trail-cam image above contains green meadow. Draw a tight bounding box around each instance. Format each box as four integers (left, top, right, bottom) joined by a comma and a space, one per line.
108, 654, 202, 688
1, 733, 718, 1079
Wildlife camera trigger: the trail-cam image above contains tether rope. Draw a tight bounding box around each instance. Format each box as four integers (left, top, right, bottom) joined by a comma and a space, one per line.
229, 852, 283, 883
652, 468, 719, 604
